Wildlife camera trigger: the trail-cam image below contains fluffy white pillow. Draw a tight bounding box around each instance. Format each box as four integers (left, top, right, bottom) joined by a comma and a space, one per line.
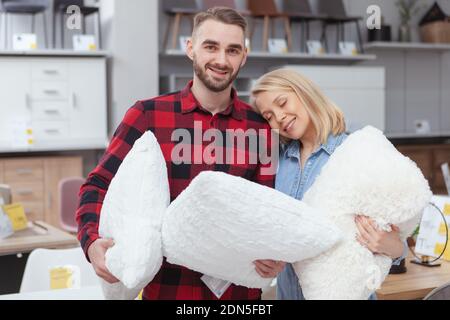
294, 126, 432, 300
162, 171, 343, 289
98, 130, 170, 300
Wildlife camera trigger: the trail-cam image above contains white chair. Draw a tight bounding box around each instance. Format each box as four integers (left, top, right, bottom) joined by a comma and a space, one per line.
424, 281, 450, 300
20, 247, 99, 293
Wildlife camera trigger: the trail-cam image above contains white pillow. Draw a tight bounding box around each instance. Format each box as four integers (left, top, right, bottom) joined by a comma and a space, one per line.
162, 171, 343, 289
294, 126, 432, 300
98, 130, 170, 300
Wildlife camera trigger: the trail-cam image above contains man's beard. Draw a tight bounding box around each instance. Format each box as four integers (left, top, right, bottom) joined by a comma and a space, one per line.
193, 56, 241, 93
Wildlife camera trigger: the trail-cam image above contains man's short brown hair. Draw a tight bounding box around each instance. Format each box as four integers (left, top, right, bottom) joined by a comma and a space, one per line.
192, 7, 247, 40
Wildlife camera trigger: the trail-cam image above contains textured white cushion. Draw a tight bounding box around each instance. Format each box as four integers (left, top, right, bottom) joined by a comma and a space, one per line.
294, 126, 432, 300
162, 171, 343, 289
98, 131, 170, 300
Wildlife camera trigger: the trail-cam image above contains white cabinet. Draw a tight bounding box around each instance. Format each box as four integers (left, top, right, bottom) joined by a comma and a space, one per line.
0, 54, 108, 152
68, 59, 107, 143
0, 58, 31, 151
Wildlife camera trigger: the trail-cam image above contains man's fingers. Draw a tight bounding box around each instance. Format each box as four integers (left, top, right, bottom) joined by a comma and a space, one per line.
97, 267, 119, 283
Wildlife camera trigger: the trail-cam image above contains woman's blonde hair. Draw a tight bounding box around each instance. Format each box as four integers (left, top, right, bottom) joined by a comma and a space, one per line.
251, 68, 346, 144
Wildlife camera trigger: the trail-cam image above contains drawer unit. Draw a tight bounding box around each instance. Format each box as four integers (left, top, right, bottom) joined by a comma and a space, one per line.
31, 62, 68, 81
32, 101, 70, 121
3, 159, 44, 182
22, 202, 45, 222
32, 81, 69, 100
8, 181, 44, 203
0, 156, 83, 227
33, 121, 70, 141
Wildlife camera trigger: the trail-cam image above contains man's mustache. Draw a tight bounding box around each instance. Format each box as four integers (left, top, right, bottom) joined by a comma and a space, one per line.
205, 64, 232, 73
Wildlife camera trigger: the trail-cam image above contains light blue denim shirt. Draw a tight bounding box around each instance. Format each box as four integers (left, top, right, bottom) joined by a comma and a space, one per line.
275, 133, 408, 300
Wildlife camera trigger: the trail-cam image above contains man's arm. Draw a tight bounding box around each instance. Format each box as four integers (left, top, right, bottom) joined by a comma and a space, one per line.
76, 101, 149, 261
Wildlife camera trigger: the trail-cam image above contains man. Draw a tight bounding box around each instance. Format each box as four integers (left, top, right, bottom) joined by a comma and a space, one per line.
76, 7, 284, 300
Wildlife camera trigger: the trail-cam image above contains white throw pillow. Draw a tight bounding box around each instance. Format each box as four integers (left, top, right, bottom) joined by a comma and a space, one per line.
162, 171, 343, 289
98, 130, 170, 300
294, 126, 432, 300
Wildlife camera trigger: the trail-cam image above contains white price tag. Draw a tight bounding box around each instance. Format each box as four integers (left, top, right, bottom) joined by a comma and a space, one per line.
306, 40, 325, 54
73, 35, 97, 51
339, 41, 358, 55
12, 33, 37, 50
268, 38, 288, 54
201, 274, 231, 299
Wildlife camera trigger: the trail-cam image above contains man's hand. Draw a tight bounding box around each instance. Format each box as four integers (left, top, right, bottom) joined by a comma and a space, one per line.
253, 260, 286, 278
87, 238, 120, 284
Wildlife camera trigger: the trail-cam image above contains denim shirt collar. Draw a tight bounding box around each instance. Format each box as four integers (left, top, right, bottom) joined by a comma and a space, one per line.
282, 133, 345, 160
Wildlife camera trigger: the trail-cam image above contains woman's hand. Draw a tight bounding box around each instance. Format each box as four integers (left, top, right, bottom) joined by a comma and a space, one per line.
253, 260, 286, 278
355, 215, 404, 259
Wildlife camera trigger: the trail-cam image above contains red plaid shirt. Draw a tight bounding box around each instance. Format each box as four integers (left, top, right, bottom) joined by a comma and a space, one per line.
76, 80, 275, 300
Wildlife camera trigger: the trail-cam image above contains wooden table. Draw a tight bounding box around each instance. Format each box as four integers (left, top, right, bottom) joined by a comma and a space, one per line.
377, 253, 450, 300
0, 221, 79, 256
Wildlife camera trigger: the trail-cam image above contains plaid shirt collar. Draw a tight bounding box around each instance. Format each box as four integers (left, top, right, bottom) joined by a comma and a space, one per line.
180, 80, 245, 121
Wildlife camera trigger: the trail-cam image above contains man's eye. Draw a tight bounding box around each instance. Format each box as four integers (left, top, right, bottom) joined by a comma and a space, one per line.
228, 49, 239, 55
205, 46, 216, 51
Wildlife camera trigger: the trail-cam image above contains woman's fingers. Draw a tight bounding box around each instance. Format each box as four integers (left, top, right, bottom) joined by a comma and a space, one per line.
254, 261, 274, 274
355, 216, 375, 243
253, 260, 286, 278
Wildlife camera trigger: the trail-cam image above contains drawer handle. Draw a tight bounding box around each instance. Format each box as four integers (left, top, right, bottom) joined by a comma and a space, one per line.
45, 129, 61, 134
43, 70, 59, 75
44, 109, 60, 114
43, 89, 60, 95
16, 189, 33, 196
16, 168, 33, 175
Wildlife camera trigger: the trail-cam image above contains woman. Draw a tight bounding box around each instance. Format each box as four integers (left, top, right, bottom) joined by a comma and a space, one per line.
251, 69, 407, 300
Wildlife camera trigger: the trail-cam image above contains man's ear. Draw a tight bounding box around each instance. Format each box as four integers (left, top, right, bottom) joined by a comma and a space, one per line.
240, 47, 248, 68
186, 37, 194, 61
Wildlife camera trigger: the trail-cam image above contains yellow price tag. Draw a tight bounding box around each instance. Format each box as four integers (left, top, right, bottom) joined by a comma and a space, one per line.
26, 129, 33, 135
3, 203, 28, 231
438, 222, 448, 236
49, 267, 74, 290
88, 44, 97, 51
434, 243, 450, 261
443, 204, 450, 216
30, 43, 37, 49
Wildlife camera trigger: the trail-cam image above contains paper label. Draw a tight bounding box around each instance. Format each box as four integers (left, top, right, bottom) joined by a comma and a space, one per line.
0, 208, 14, 239
307, 40, 325, 54
201, 274, 231, 299
339, 41, 358, 55
73, 34, 97, 51
49, 265, 81, 290
268, 38, 288, 54
13, 33, 37, 51
3, 203, 28, 231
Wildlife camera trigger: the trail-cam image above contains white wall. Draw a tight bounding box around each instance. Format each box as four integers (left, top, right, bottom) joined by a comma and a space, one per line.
99, 0, 159, 133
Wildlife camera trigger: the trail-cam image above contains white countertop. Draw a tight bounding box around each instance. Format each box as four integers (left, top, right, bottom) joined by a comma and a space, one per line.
0, 50, 109, 57
0, 286, 105, 300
